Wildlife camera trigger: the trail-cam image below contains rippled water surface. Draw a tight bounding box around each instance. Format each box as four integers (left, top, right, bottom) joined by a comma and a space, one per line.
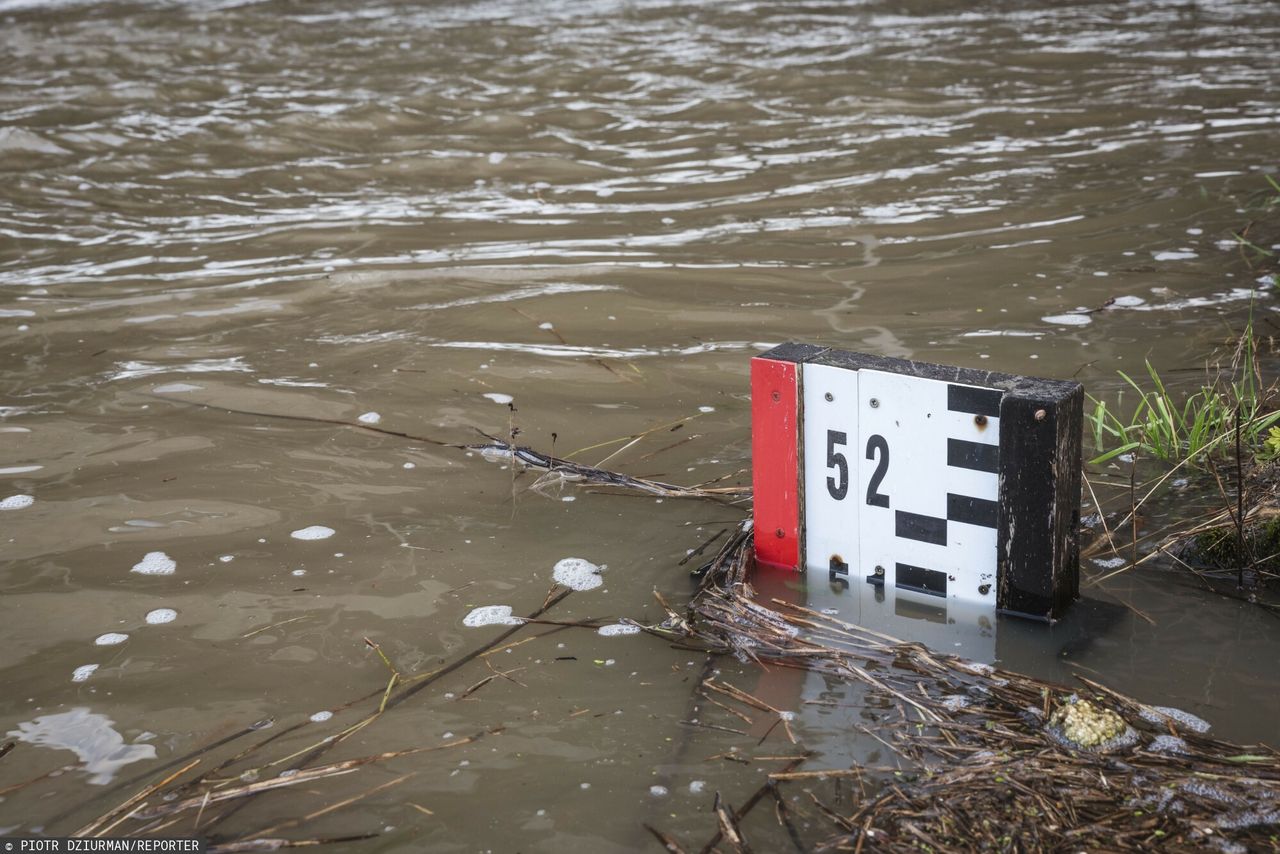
3, 0, 1280, 849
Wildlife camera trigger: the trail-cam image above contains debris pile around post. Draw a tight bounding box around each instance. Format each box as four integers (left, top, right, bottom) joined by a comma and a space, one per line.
659, 519, 1280, 852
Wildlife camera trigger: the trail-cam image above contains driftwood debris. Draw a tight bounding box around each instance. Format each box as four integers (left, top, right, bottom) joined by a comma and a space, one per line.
658, 519, 1280, 852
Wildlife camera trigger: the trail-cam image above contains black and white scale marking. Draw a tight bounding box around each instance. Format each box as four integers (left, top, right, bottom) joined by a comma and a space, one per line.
803, 367, 1000, 608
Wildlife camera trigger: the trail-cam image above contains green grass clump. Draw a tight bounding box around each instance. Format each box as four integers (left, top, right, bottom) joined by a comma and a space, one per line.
1086, 317, 1280, 467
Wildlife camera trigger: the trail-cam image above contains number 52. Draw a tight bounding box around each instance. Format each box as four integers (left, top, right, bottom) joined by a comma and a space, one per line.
825, 429, 890, 507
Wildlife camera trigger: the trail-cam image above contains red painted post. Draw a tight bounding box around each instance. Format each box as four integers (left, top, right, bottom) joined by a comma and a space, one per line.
751, 355, 800, 571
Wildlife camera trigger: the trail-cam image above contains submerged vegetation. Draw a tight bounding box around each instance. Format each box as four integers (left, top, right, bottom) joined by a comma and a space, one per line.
1085, 315, 1278, 468
1082, 175, 1280, 600
1081, 316, 1280, 601
1231, 173, 1280, 263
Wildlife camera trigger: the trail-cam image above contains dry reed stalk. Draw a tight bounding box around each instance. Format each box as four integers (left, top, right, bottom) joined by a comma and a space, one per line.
468, 432, 750, 501
133, 732, 491, 822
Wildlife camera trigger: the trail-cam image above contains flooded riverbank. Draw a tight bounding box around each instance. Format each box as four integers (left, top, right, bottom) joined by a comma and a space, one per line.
3, 0, 1280, 849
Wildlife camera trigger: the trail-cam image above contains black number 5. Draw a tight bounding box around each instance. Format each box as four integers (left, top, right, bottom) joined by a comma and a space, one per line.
826, 430, 848, 500
865, 434, 890, 507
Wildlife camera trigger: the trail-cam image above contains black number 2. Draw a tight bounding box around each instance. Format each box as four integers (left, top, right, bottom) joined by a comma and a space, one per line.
826, 430, 848, 500
865, 434, 890, 507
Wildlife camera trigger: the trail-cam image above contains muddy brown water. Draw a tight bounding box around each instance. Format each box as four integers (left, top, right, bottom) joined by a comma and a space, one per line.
2, 0, 1280, 849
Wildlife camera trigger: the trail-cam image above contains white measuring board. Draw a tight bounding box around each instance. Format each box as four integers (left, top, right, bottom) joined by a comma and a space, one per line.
754, 343, 1083, 622
802, 366, 1000, 609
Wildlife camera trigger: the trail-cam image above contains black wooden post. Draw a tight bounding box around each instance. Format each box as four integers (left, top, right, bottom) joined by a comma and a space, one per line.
996, 381, 1083, 620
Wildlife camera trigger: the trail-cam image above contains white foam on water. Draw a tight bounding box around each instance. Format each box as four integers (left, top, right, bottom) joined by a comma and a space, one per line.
71, 664, 98, 683
153, 383, 203, 393
219, 555, 234, 563
0, 465, 42, 475
1041, 313, 1092, 326
1218, 809, 1280, 831
0, 426, 32, 433
698, 406, 715, 413
358, 411, 381, 424
553, 557, 603, 591
291, 526, 335, 540
403, 462, 415, 469
539, 322, 553, 330
598, 623, 640, 637
482, 393, 514, 404
131, 551, 175, 576
963, 329, 1043, 338
94, 633, 128, 646
1, 494, 35, 510
1140, 704, 1211, 733
145, 608, 177, 625
463, 605, 524, 627
1092, 556, 1126, 569
7, 708, 156, 785
292, 569, 306, 577
1179, 779, 1238, 804
649, 785, 668, 797
1109, 295, 1146, 307
1148, 734, 1190, 755
1154, 250, 1198, 261
689, 780, 706, 794
310, 711, 333, 723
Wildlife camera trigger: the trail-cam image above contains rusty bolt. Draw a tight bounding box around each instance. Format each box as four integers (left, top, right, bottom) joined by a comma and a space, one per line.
974, 414, 987, 427
775, 528, 785, 539
771, 391, 780, 401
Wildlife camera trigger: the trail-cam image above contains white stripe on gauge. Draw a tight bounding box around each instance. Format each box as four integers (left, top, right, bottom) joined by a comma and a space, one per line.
801, 362, 860, 595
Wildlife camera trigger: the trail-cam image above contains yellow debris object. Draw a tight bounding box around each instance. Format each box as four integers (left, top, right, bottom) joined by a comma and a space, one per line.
1050, 699, 1127, 748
